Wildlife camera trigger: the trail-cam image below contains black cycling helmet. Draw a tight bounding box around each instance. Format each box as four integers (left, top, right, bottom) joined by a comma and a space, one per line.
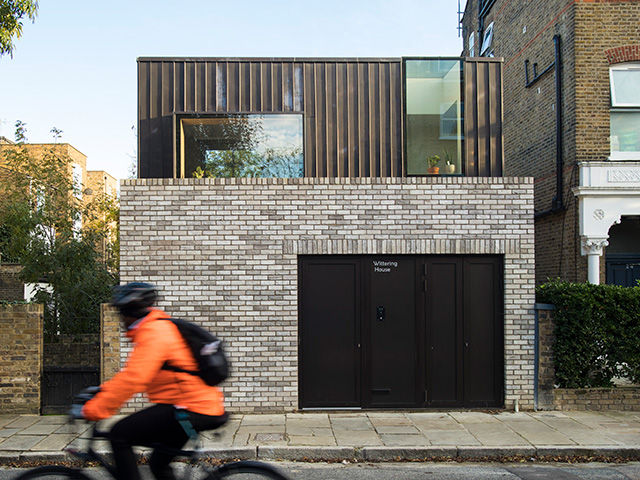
112, 282, 158, 318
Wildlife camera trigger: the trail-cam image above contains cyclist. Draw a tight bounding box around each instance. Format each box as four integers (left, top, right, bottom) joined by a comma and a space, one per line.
78, 282, 228, 480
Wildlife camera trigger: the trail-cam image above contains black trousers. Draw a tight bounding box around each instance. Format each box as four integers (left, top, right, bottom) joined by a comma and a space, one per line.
108, 404, 228, 480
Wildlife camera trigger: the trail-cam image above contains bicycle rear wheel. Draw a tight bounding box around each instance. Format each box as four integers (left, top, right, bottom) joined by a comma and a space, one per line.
207, 460, 290, 479
14, 466, 92, 480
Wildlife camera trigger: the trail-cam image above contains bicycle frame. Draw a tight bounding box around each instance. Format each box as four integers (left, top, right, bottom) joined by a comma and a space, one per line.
64, 421, 202, 480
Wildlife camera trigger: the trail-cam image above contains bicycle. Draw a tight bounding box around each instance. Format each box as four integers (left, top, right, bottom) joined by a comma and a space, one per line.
14, 417, 290, 480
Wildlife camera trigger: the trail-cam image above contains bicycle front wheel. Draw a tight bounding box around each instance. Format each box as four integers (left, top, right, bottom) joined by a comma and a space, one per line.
14, 465, 92, 480
208, 460, 290, 479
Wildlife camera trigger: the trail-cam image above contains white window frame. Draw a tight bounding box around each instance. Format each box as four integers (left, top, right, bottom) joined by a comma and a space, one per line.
610, 64, 640, 107
609, 63, 640, 160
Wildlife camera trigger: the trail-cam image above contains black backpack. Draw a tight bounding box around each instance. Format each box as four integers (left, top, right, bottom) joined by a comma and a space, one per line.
161, 317, 230, 386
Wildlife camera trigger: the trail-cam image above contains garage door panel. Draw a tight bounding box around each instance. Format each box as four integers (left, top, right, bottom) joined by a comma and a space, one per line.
300, 260, 360, 407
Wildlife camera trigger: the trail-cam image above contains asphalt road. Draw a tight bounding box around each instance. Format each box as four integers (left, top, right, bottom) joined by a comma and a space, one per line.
2, 462, 640, 480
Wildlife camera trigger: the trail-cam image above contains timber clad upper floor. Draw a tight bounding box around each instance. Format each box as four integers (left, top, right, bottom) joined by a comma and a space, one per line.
137, 57, 504, 180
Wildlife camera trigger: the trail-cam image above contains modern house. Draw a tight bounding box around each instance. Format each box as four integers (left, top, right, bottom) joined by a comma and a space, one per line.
121, 56, 536, 413
462, 0, 640, 287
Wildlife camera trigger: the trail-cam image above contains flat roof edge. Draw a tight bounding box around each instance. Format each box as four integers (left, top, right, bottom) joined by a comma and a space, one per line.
136, 56, 404, 63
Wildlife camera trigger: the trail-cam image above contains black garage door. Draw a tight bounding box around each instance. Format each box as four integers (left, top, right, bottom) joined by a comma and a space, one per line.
299, 255, 504, 409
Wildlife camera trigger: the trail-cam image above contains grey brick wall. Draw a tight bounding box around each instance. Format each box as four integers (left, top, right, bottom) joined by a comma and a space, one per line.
120, 177, 535, 412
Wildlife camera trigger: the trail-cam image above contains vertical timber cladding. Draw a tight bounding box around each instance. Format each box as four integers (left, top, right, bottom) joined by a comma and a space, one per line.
137, 58, 403, 179
299, 255, 504, 409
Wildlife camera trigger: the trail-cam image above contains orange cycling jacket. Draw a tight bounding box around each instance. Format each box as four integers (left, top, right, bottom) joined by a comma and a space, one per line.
83, 308, 225, 421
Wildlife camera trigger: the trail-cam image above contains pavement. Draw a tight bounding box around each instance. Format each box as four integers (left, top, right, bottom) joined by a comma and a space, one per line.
1, 410, 640, 463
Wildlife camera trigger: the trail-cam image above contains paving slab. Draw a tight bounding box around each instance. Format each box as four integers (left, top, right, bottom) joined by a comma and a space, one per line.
425, 430, 482, 446
330, 416, 375, 431
286, 426, 332, 437
407, 413, 469, 431
497, 419, 576, 445
33, 416, 68, 425
285, 413, 330, 427
18, 423, 62, 435
463, 423, 531, 446
31, 434, 77, 451
5, 417, 40, 430
0, 435, 45, 451
528, 416, 616, 445
239, 415, 285, 426
334, 430, 382, 446
235, 425, 286, 435
449, 412, 501, 424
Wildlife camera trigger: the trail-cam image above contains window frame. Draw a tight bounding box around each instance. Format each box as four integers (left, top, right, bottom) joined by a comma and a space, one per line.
173, 112, 305, 179
610, 64, 640, 107
609, 63, 640, 160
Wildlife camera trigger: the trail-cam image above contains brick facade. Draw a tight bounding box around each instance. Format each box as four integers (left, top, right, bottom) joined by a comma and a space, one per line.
0, 304, 43, 414
552, 388, 640, 411
101, 304, 122, 383
0, 264, 23, 301
119, 176, 535, 412
462, 0, 640, 285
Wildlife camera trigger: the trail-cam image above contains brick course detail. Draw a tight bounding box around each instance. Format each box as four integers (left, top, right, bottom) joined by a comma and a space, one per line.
0, 304, 43, 414
120, 177, 536, 413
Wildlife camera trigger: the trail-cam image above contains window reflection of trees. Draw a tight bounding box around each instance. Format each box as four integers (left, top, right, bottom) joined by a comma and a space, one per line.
186, 115, 303, 178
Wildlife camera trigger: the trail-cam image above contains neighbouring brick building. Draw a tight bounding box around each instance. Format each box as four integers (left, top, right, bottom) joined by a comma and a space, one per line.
462, 0, 640, 286
0, 140, 119, 301
122, 56, 536, 413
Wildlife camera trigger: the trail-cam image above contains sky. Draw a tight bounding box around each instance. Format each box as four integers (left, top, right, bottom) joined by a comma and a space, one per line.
0, 0, 465, 181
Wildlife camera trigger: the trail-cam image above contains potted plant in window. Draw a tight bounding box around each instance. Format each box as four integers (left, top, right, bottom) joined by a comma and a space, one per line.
443, 148, 456, 174
427, 155, 440, 174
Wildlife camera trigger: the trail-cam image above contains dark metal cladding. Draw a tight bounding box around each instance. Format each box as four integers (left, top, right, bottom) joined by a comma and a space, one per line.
464, 57, 504, 177
138, 57, 503, 179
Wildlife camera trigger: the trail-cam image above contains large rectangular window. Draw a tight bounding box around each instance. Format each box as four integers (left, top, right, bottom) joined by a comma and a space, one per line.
177, 114, 304, 178
405, 59, 463, 175
610, 64, 640, 160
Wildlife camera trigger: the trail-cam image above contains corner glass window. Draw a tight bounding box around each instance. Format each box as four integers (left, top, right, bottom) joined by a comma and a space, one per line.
610, 64, 640, 160
177, 114, 303, 178
405, 59, 463, 175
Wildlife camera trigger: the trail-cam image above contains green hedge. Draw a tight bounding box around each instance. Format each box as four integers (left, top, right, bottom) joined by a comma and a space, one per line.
537, 280, 640, 388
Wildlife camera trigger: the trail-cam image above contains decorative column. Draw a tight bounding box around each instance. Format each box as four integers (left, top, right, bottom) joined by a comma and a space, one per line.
580, 237, 609, 284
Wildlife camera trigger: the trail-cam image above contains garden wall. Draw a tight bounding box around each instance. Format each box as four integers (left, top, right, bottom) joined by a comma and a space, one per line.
0, 303, 43, 414
536, 304, 640, 411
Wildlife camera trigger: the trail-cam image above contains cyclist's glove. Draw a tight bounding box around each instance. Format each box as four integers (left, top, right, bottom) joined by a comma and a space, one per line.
69, 403, 85, 420
73, 386, 101, 405
69, 386, 101, 419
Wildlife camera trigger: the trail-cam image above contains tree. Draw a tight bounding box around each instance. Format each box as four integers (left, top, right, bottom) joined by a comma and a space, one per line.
0, 122, 119, 337
0, 0, 38, 57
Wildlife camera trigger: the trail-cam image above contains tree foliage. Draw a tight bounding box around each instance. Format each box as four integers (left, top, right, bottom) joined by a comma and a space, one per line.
0, 122, 119, 336
0, 0, 38, 57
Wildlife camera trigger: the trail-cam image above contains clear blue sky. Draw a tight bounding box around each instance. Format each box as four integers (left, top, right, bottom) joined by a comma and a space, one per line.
0, 0, 464, 181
